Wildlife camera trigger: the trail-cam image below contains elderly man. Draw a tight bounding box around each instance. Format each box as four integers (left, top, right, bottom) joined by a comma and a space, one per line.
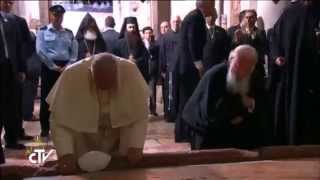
182, 45, 271, 150
159, 16, 181, 122
160, 21, 170, 35
47, 53, 149, 174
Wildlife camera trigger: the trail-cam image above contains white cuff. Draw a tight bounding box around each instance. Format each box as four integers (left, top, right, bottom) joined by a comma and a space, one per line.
194, 61, 203, 70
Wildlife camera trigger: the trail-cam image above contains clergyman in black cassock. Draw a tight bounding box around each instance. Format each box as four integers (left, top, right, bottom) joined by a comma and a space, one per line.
76, 13, 107, 60
159, 16, 181, 122
182, 45, 271, 150
115, 17, 149, 82
270, 1, 320, 145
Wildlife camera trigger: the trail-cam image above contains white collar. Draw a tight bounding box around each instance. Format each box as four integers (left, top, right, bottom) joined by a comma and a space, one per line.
48, 23, 65, 31
105, 27, 114, 31
0, 12, 8, 22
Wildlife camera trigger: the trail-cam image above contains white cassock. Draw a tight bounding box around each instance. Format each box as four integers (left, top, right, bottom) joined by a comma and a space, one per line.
46, 55, 150, 163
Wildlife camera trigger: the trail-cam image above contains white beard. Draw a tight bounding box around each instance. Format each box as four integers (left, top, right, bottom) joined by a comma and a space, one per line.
226, 70, 250, 96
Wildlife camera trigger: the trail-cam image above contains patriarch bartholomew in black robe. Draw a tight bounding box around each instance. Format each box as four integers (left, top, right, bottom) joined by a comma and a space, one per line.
183, 45, 271, 150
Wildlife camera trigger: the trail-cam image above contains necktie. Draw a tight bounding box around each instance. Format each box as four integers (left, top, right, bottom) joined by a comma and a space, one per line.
0, 14, 9, 59
209, 27, 215, 40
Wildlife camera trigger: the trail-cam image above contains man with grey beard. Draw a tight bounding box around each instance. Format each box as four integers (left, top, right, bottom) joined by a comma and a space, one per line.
182, 45, 271, 150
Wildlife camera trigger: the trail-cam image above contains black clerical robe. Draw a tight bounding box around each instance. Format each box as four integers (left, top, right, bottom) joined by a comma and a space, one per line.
270, 2, 320, 145
115, 38, 149, 82
77, 39, 106, 60
159, 31, 180, 122
183, 63, 271, 150
174, 8, 207, 142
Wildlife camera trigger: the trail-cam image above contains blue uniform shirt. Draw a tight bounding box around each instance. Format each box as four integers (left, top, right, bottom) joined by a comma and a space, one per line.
36, 24, 78, 70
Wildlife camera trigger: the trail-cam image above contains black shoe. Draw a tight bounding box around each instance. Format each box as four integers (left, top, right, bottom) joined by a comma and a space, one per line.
24, 115, 39, 121
19, 134, 34, 141
5, 143, 26, 150
40, 131, 49, 138
151, 112, 159, 117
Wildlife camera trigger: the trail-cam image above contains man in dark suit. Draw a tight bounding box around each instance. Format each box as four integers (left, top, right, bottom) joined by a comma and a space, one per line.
227, 10, 245, 42
1, 1, 27, 155
203, 8, 231, 72
1, 0, 34, 141
142, 26, 159, 116
102, 16, 119, 54
174, 0, 214, 142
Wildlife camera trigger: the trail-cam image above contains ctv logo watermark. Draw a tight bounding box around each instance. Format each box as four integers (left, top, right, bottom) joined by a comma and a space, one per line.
28, 149, 55, 164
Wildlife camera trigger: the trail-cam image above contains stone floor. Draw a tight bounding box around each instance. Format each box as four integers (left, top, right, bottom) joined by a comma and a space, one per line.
24, 158, 320, 180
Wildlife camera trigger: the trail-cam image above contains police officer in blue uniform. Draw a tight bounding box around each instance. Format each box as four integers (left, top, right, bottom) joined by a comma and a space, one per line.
36, 5, 78, 138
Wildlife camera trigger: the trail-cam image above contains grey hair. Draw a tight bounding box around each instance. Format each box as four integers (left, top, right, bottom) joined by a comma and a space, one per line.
231, 45, 258, 64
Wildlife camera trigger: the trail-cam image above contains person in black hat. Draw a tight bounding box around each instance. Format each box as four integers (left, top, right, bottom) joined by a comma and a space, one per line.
114, 17, 149, 82
36, 4, 78, 138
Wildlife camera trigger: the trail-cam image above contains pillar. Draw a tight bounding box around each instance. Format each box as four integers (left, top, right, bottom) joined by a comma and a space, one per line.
256, 0, 289, 30
150, 0, 171, 38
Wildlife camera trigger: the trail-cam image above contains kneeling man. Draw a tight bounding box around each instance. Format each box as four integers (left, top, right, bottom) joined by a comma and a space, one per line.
183, 45, 271, 150
47, 53, 150, 174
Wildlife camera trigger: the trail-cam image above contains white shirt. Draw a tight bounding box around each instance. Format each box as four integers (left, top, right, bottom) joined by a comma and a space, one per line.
0, 12, 9, 59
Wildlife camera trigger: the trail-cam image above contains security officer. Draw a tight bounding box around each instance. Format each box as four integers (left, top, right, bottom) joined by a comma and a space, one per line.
36, 5, 78, 138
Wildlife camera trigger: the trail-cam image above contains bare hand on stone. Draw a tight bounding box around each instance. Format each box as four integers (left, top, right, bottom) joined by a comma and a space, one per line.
127, 147, 143, 166
57, 154, 78, 175
231, 116, 243, 125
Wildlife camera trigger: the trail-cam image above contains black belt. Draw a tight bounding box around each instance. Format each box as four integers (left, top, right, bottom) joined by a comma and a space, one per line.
53, 60, 69, 66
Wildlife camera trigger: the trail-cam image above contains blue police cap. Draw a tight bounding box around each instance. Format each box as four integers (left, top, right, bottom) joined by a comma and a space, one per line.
49, 5, 65, 15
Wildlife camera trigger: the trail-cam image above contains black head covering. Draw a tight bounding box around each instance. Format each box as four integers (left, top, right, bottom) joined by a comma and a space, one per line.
76, 13, 104, 42
118, 16, 141, 39
49, 5, 65, 15
75, 13, 106, 56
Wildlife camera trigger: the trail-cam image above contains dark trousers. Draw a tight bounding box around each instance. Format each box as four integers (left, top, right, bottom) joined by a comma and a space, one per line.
160, 76, 167, 116
16, 79, 24, 137
175, 71, 200, 142
0, 62, 19, 147
164, 71, 179, 122
22, 74, 38, 120
40, 61, 67, 134
149, 76, 157, 114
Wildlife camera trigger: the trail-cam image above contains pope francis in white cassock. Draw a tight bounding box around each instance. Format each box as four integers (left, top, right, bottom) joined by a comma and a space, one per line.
46, 53, 150, 174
